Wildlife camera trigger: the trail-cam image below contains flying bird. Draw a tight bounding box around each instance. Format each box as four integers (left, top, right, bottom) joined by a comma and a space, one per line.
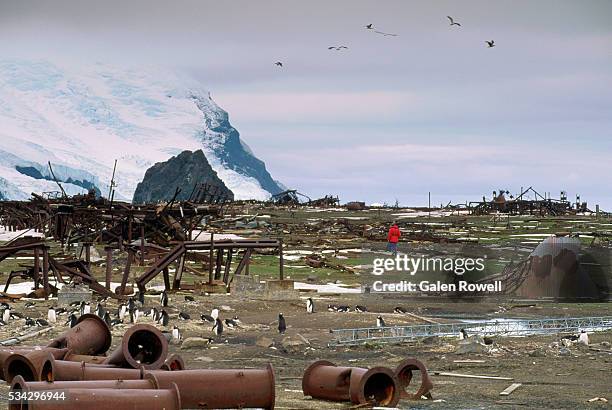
275, 62, 283, 67
365, 23, 374, 29
486, 40, 495, 48
328, 46, 348, 51
447, 16, 461, 26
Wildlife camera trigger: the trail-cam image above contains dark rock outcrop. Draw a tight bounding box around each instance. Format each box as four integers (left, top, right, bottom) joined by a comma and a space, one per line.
132, 150, 233, 204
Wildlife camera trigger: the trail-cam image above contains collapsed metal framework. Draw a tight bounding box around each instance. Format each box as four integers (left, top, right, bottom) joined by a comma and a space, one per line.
135, 237, 284, 293
468, 187, 587, 216
329, 316, 612, 346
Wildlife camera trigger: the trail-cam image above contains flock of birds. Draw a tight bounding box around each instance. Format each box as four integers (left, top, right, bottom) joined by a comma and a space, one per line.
274, 16, 495, 67
0, 293, 591, 347
0, 290, 288, 345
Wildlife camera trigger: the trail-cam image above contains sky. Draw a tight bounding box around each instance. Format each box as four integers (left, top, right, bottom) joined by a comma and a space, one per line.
1, 0, 611, 207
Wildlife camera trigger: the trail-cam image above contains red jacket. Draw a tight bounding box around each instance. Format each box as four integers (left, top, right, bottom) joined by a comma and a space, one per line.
387, 225, 401, 243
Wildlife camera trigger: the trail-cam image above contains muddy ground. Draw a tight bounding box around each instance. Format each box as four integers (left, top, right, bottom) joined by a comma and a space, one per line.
0, 294, 609, 409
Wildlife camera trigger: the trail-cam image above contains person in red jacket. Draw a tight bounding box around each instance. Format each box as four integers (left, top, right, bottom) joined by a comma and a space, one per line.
387, 222, 401, 255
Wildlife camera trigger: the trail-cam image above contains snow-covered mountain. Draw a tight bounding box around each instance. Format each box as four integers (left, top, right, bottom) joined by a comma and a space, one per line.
0, 60, 282, 201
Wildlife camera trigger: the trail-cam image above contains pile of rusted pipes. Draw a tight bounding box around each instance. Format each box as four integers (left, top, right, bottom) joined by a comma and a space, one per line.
1, 314, 276, 409
302, 358, 433, 407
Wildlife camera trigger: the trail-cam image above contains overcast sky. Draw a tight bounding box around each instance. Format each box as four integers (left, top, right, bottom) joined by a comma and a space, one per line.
1, 0, 611, 207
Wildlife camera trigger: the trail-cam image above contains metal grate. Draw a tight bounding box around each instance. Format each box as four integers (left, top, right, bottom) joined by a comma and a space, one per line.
329, 316, 612, 346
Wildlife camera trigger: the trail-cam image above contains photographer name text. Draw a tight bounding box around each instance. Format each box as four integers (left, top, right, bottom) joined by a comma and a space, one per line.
372, 280, 503, 293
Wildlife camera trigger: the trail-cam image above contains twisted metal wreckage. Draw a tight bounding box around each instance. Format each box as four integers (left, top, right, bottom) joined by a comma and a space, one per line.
0, 192, 283, 301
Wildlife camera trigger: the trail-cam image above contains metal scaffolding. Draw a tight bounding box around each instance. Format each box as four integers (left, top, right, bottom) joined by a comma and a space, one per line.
329, 316, 612, 346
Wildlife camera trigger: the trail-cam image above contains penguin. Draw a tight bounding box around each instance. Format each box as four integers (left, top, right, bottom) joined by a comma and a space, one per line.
80, 301, 91, 316
127, 297, 135, 311
184, 295, 195, 302
376, 315, 386, 327
459, 328, 468, 340
224, 318, 239, 328
117, 304, 127, 320
336, 305, 350, 312
178, 312, 191, 320
151, 308, 160, 322
103, 311, 112, 327
201, 314, 215, 323
278, 313, 286, 334
110, 318, 122, 327
158, 310, 169, 326
47, 307, 57, 323
171, 325, 181, 341
355, 305, 368, 313
24, 317, 35, 327
231, 315, 241, 324
394, 307, 407, 314
3, 307, 11, 323
160, 291, 168, 307
211, 308, 219, 320
327, 304, 338, 312
306, 298, 314, 314
66, 313, 78, 328
96, 303, 105, 318
35, 318, 49, 327
24, 301, 36, 309
129, 308, 140, 324
213, 317, 223, 336
578, 330, 589, 345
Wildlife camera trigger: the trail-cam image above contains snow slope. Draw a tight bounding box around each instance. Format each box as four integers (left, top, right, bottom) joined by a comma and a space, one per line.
0, 60, 281, 201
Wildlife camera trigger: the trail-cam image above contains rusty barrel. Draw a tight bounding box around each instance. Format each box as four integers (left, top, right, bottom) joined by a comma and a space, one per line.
159, 354, 185, 371
103, 324, 168, 370
3, 351, 56, 383
47, 314, 112, 356
52, 360, 143, 381
394, 358, 433, 399
302, 360, 352, 401
146, 363, 276, 409
302, 360, 400, 407
349, 366, 400, 407
8, 384, 181, 410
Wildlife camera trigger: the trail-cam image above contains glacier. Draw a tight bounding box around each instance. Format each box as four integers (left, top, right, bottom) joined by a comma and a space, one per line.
0, 60, 282, 201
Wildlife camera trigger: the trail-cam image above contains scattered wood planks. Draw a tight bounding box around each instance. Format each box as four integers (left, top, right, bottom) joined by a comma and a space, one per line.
500, 383, 522, 396
432, 371, 513, 381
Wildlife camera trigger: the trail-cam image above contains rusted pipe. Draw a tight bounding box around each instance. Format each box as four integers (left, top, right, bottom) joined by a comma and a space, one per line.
47, 314, 112, 355
10, 373, 158, 392
146, 363, 275, 409
61, 349, 107, 365
8, 384, 181, 410
160, 354, 185, 371
52, 360, 143, 381
302, 360, 351, 401
394, 358, 433, 399
103, 324, 168, 370
3, 351, 55, 383
349, 366, 400, 407
0, 348, 64, 381
302, 360, 400, 407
